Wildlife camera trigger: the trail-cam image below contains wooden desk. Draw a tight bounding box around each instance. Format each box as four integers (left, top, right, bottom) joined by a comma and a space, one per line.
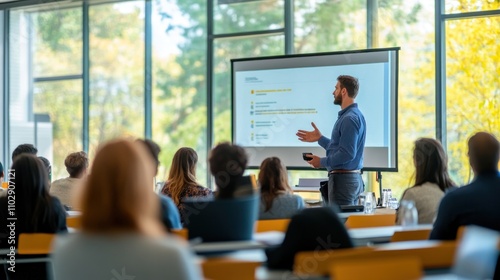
349, 224, 433, 246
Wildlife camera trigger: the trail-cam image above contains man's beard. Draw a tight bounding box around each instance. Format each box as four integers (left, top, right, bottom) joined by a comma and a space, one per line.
334, 94, 342, 105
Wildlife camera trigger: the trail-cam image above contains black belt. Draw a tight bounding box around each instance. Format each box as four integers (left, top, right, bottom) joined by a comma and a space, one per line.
329, 169, 361, 174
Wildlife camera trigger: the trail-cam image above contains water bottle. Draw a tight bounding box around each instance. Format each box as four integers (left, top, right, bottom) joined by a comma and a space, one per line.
387, 189, 392, 204
364, 192, 374, 214
400, 200, 418, 228
381, 189, 388, 207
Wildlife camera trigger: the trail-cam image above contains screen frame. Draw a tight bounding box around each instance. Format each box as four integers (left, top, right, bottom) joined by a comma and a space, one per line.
231, 47, 400, 172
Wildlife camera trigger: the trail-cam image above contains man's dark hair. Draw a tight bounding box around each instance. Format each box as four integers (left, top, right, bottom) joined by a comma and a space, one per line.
0, 161, 4, 179
136, 139, 161, 175
468, 132, 499, 174
209, 142, 248, 199
337, 75, 359, 98
12, 144, 38, 161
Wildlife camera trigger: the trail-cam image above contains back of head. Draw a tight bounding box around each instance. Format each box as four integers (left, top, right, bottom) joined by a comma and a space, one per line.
166, 147, 198, 204
209, 142, 248, 199
413, 138, 455, 191
337, 75, 359, 98
11, 154, 52, 230
65, 151, 89, 178
259, 157, 291, 211
38, 156, 52, 182
12, 143, 38, 161
136, 139, 161, 176
468, 132, 500, 174
80, 139, 163, 236
0, 161, 4, 179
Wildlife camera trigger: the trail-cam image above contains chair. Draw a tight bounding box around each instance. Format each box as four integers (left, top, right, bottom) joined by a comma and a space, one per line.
18, 233, 55, 255
294, 246, 375, 275
330, 255, 422, 280
201, 258, 260, 280
171, 228, 188, 240
344, 214, 396, 228
390, 228, 431, 242
182, 194, 259, 242
255, 219, 290, 233
293, 240, 457, 276
66, 216, 82, 229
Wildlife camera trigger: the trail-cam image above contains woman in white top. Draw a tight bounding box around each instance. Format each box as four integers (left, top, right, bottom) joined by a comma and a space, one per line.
52, 139, 202, 280
258, 157, 305, 220
397, 138, 456, 224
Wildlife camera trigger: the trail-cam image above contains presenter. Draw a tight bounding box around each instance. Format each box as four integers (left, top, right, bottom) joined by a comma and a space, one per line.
296, 75, 366, 206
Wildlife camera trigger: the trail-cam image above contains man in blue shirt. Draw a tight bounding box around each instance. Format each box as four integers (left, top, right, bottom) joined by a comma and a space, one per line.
297, 75, 366, 206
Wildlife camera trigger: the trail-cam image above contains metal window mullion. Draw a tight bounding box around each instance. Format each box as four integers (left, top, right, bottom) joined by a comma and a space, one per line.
435, 0, 446, 148
207, 0, 214, 189
3, 10, 10, 168
82, 1, 89, 153
145, 0, 152, 139
284, 0, 294, 54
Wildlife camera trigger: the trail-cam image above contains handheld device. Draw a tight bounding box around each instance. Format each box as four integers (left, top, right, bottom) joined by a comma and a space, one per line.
302, 153, 313, 161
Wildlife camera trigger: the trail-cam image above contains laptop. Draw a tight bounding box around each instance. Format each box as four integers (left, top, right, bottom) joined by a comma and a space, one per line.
452, 225, 500, 279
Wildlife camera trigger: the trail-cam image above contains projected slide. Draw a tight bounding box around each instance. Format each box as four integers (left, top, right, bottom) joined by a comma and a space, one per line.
235, 64, 387, 148
232, 48, 398, 171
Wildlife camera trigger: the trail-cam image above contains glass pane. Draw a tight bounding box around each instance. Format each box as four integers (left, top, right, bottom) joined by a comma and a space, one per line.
376, 0, 436, 199
213, 35, 284, 145
446, 0, 500, 14
34, 80, 83, 180
152, 1, 208, 186
9, 7, 82, 170
446, 16, 500, 185
294, 0, 367, 53
89, 2, 145, 157
33, 8, 82, 77
214, 0, 284, 34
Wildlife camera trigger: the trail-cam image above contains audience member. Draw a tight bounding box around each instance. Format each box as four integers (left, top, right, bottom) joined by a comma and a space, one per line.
38, 156, 52, 183
266, 207, 352, 271
208, 142, 248, 199
161, 147, 211, 225
50, 151, 88, 210
11, 143, 37, 161
137, 139, 182, 230
0, 161, 4, 183
396, 138, 456, 224
430, 132, 500, 240
0, 155, 67, 280
52, 139, 202, 280
258, 157, 305, 220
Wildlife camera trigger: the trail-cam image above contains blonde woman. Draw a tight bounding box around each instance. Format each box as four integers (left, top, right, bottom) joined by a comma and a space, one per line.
162, 147, 212, 224
258, 157, 305, 220
52, 139, 202, 280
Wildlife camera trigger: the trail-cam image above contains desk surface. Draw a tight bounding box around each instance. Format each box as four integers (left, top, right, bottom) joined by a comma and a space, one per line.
349, 224, 433, 246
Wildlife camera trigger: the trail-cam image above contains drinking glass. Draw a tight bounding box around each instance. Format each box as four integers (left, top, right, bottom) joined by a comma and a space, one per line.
364, 193, 374, 214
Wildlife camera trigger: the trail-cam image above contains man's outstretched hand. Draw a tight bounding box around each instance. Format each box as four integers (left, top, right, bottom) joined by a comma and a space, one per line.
296, 122, 322, 142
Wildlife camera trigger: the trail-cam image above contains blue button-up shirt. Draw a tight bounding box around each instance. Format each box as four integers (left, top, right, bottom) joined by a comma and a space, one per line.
318, 103, 366, 171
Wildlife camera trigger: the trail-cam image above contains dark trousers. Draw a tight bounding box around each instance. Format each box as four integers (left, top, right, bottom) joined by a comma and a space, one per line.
328, 173, 364, 206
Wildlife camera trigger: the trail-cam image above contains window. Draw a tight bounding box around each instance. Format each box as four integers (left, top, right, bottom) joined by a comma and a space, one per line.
445, 16, 500, 184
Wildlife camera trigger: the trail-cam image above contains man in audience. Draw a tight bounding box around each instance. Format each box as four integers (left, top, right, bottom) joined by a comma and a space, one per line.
430, 132, 500, 240
136, 139, 182, 230
0, 161, 4, 183
209, 142, 248, 198
12, 143, 38, 161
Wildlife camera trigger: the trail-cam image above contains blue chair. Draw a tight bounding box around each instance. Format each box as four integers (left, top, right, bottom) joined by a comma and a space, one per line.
182, 194, 259, 242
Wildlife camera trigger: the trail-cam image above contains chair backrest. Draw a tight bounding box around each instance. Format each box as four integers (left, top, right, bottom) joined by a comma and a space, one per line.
344, 214, 396, 228
294, 247, 375, 275
66, 216, 82, 229
171, 228, 188, 240
390, 228, 431, 242
182, 194, 259, 242
255, 219, 290, 233
294, 240, 457, 276
18, 233, 55, 255
201, 258, 260, 280
330, 255, 422, 280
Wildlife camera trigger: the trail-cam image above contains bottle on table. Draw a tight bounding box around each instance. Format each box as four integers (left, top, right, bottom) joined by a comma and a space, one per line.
400, 200, 418, 228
